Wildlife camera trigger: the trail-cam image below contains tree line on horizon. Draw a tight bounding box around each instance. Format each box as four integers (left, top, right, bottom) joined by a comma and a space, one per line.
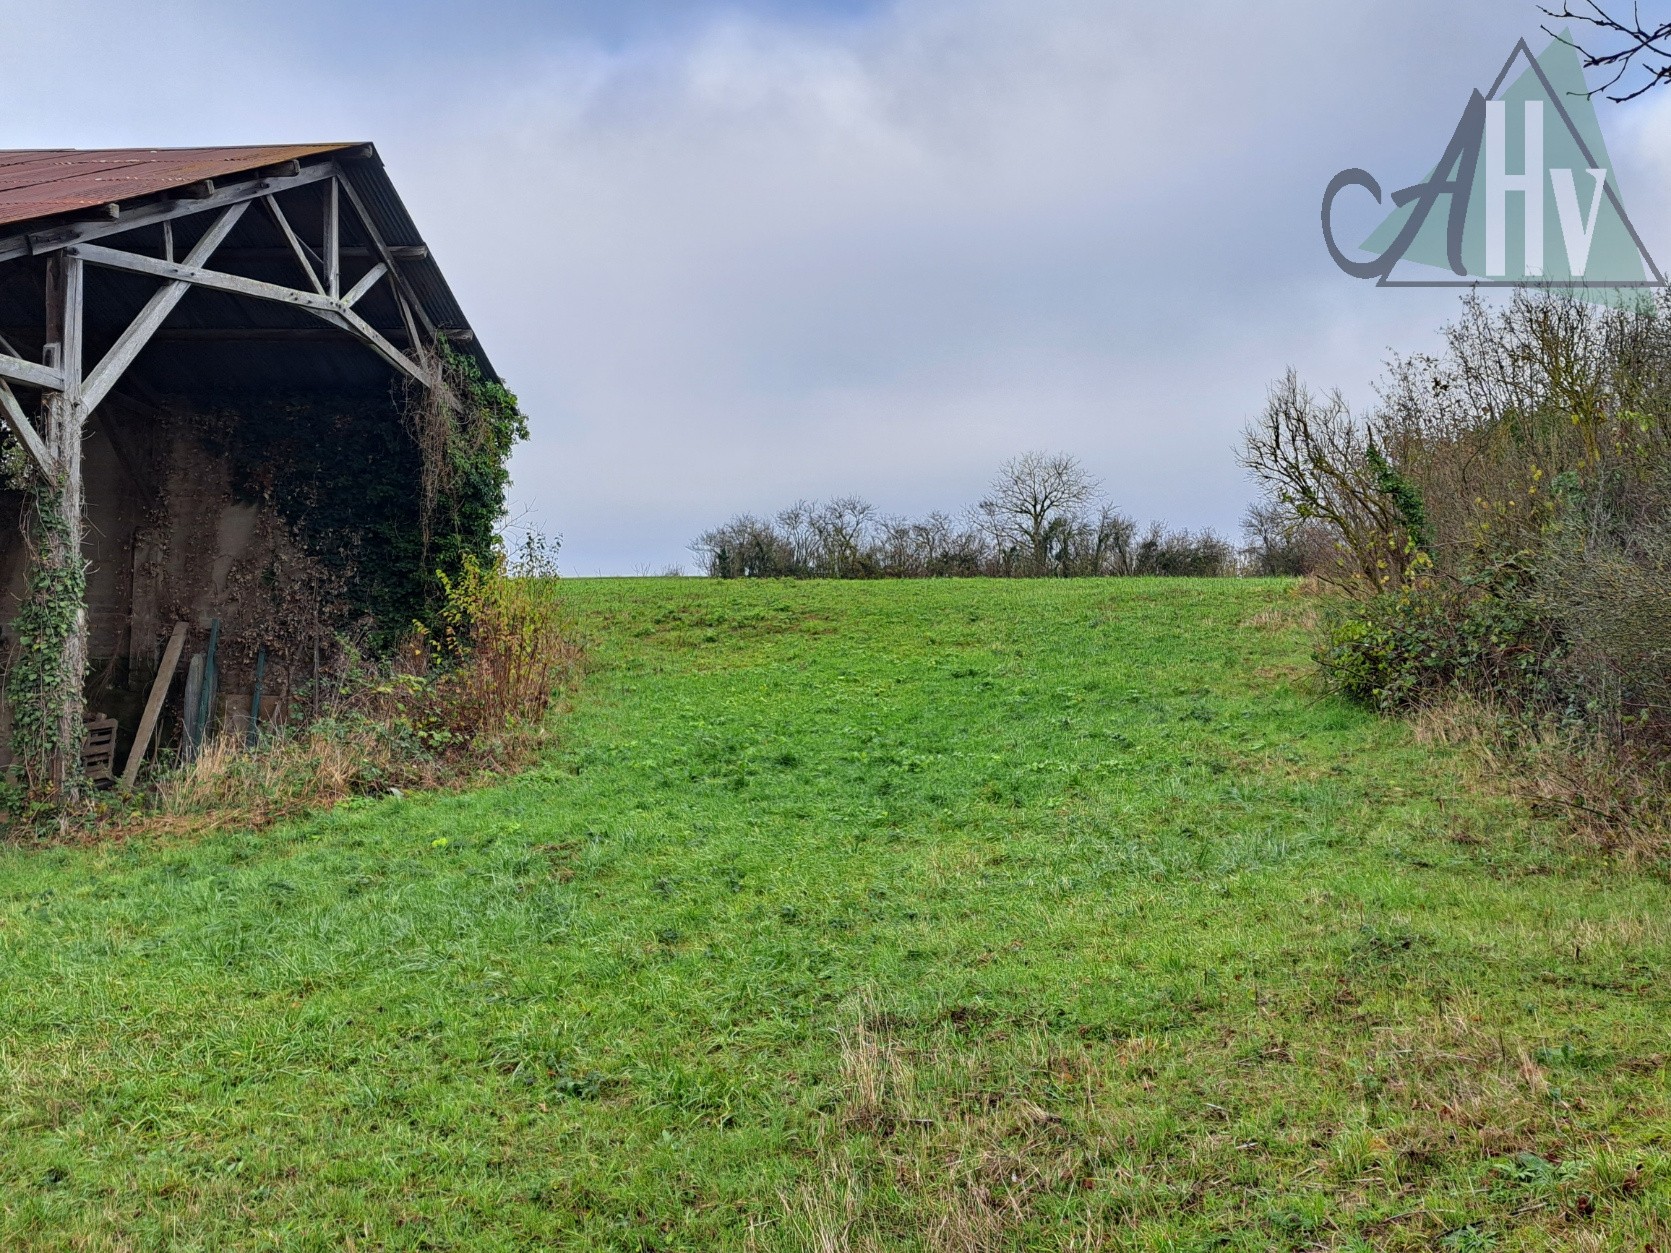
691, 452, 1275, 579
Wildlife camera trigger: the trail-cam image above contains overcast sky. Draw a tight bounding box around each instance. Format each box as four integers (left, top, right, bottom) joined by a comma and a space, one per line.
9, 0, 1671, 573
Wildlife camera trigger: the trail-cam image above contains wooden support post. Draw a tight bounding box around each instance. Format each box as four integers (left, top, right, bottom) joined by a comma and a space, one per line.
0, 379, 52, 480
261, 194, 324, 295
30, 253, 88, 794
324, 178, 339, 299
247, 646, 266, 749
341, 261, 387, 309
180, 653, 204, 763
119, 622, 186, 791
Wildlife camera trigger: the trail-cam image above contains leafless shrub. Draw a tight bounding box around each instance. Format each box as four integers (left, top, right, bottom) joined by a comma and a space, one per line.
1240, 499, 1335, 577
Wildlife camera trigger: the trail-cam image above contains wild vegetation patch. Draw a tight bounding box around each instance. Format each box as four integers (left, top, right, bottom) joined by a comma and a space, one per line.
1243, 292, 1671, 853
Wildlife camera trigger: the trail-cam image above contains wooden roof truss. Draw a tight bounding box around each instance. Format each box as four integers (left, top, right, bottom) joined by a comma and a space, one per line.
0, 160, 437, 486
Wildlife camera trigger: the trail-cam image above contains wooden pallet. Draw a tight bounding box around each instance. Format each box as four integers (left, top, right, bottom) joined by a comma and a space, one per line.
81, 717, 119, 785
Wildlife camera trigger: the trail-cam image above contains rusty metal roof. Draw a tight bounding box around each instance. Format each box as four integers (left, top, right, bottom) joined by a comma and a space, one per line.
0, 145, 359, 228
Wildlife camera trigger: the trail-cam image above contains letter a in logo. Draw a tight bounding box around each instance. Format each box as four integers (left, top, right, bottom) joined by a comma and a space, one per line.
1322, 33, 1664, 295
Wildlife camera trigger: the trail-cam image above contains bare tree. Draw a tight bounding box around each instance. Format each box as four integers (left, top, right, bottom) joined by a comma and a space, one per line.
1240, 500, 1333, 577
1238, 371, 1418, 591
1543, 3, 1671, 101
978, 452, 1099, 576
809, 496, 877, 578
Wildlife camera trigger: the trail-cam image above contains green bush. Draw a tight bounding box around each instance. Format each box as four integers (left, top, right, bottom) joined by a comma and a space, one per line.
1317, 570, 1553, 713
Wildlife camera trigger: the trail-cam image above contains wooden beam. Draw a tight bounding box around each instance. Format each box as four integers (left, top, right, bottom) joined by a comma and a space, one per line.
394, 289, 422, 359
65, 242, 430, 386
200, 244, 425, 263
80, 202, 250, 413
150, 327, 411, 342
59, 256, 82, 400
70, 243, 353, 313
0, 380, 52, 479
331, 302, 430, 385
0, 352, 64, 391
341, 261, 387, 308
153, 327, 411, 342
0, 163, 335, 262
330, 164, 437, 338
323, 178, 339, 299
261, 194, 324, 295
119, 622, 187, 791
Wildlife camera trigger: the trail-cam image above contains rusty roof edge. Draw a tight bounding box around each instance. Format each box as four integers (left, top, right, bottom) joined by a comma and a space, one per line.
0, 149, 352, 262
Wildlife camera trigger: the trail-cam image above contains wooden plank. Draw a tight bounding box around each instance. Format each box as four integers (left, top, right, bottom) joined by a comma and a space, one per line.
68, 243, 349, 314
332, 303, 430, 385
261, 195, 325, 295
324, 178, 340, 299
120, 622, 187, 790
180, 653, 204, 763
0, 164, 335, 262
341, 261, 387, 308
80, 202, 250, 412
0, 352, 65, 391
0, 380, 52, 479
67, 242, 430, 386
330, 164, 438, 338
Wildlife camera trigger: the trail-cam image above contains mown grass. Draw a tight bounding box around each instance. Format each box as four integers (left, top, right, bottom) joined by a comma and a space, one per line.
3, 577, 1670, 1251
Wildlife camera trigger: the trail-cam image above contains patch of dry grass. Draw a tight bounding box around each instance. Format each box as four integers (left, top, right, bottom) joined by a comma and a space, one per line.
1411, 696, 1671, 862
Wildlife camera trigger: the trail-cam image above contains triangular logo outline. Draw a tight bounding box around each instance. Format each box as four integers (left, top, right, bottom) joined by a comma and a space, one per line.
1328, 35, 1665, 292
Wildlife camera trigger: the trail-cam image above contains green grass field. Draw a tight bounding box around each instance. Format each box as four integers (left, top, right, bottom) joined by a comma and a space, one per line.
4, 578, 1670, 1251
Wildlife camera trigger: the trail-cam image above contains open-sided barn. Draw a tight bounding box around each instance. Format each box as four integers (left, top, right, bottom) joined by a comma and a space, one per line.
0, 145, 510, 790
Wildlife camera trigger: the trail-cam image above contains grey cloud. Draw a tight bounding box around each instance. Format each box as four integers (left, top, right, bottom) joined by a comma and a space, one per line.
8, 0, 1657, 573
